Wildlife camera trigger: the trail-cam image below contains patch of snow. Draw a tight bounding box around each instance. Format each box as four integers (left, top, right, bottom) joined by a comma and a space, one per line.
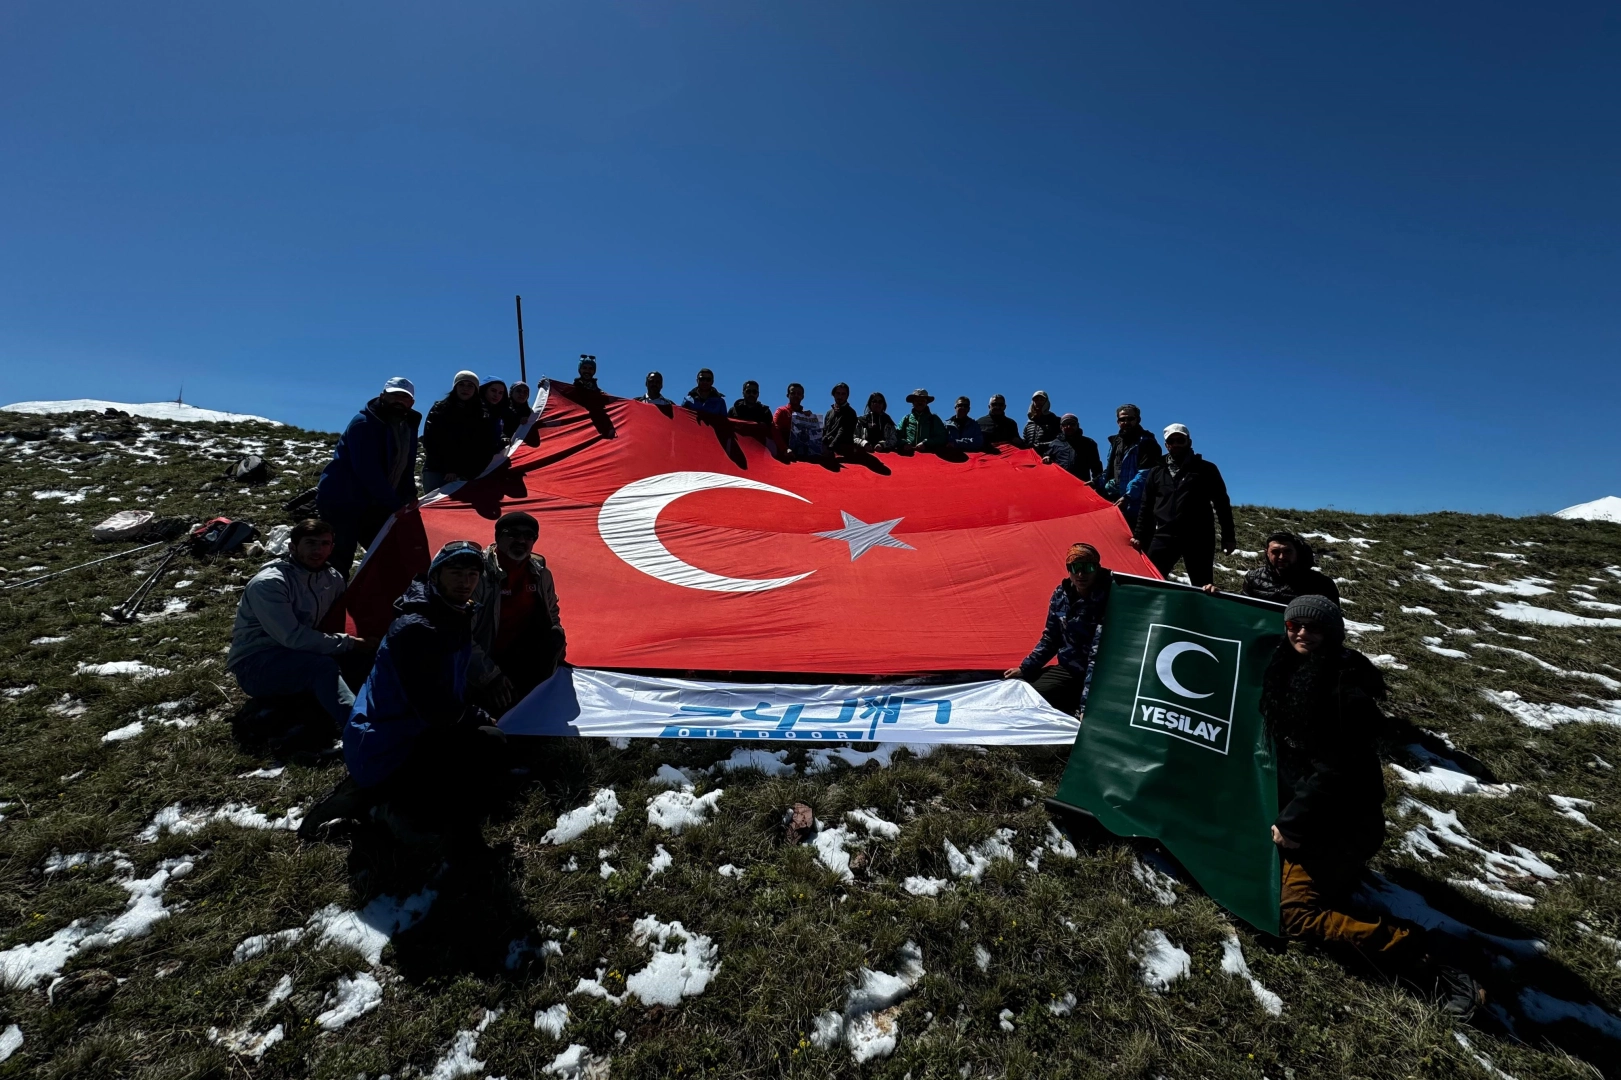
846, 808, 901, 840
903, 876, 948, 897
813, 941, 925, 1063
0, 1025, 20, 1062
32, 488, 88, 503
1301, 531, 1379, 548
1401, 605, 1438, 615
1343, 619, 1383, 636
647, 844, 672, 878
974, 944, 991, 971
1577, 599, 1621, 613
1043, 821, 1078, 859
1131, 859, 1178, 905
717, 862, 743, 878
1397, 797, 1557, 902
1368, 654, 1410, 670
1424, 642, 1470, 659
998, 1007, 1016, 1031
646, 788, 722, 834
2, 399, 281, 425
1482, 689, 1621, 730
1458, 577, 1555, 597
101, 721, 145, 743
624, 915, 720, 1007
208, 1023, 284, 1059
542, 789, 621, 845
1554, 496, 1621, 524
1132, 929, 1190, 992
428, 1008, 501, 1080
1389, 763, 1515, 797
77, 660, 170, 679
232, 928, 305, 964
648, 764, 698, 789
806, 743, 936, 771
137, 802, 304, 841
711, 747, 795, 776
1454, 1031, 1519, 1080
1548, 794, 1601, 830
0, 856, 194, 988
264, 973, 294, 1009
1220, 934, 1282, 1015
534, 1003, 570, 1039
30, 636, 67, 645
238, 767, 285, 779
542, 1042, 607, 1079
44, 850, 126, 875
1490, 601, 1621, 629
944, 829, 1016, 882
1047, 991, 1076, 1017
813, 825, 857, 881
316, 971, 383, 1030
1471, 644, 1621, 691
308, 886, 437, 966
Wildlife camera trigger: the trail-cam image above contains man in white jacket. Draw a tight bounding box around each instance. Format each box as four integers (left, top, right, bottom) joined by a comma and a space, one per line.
227, 519, 369, 724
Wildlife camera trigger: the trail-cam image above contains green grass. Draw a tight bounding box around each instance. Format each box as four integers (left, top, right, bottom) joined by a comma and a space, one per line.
1, 409, 1619, 1078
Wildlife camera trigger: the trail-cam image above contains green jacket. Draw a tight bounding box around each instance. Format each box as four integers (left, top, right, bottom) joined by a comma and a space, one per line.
899, 410, 948, 449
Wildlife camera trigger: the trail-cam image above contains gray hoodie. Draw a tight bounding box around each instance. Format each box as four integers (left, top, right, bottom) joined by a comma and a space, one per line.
227, 558, 352, 669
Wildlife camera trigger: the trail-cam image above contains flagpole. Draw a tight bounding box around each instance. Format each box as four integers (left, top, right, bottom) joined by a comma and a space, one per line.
515, 294, 527, 384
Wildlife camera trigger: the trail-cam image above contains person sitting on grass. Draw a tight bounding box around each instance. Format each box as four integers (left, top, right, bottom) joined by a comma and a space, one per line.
341, 541, 507, 842
1003, 542, 1112, 716
227, 518, 369, 729
1262, 595, 1483, 1017
1205, 530, 1341, 606
469, 511, 567, 713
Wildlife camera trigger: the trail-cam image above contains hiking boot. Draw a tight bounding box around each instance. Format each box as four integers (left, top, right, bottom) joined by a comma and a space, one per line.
298, 778, 376, 844
1433, 964, 1486, 1020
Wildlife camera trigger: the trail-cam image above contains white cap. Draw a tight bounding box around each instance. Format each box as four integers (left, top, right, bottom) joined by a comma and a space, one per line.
1163, 423, 1190, 440
453, 369, 480, 387
381, 376, 415, 401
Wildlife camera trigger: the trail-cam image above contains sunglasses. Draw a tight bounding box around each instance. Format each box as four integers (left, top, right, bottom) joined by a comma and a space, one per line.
1285, 620, 1320, 634
1067, 561, 1101, 575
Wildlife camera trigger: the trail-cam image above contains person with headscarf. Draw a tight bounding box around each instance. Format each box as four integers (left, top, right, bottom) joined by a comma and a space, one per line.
1023, 391, 1062, 456
421, 370, 502, 492
853, 391, 899, 452
1003, 542, 1113, 716
1260, 596, 1483, 1017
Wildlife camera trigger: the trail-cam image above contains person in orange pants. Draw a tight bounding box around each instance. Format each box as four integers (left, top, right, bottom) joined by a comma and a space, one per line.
1262, 595, 1480, 1014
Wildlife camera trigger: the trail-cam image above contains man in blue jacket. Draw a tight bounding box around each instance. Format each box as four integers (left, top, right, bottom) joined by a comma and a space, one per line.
317, 377, 421, 577
342, 540, 506, 834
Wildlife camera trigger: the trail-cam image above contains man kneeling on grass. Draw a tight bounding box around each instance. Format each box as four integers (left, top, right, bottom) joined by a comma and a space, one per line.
469, 511, 567, 714
227, 518, 368, 727
1003, 542, 1112, 716
1263, 595, 1483, 1017
341, 541, 507, 843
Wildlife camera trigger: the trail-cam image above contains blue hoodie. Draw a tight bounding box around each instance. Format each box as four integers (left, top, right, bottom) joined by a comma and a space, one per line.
317, 396, 421, 516
342, 577, 477, 787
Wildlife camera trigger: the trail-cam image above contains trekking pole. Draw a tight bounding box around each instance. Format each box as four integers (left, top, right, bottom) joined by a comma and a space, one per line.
105, 541, 187, 622
515, 294, 527, 384
1, 540, 168, 591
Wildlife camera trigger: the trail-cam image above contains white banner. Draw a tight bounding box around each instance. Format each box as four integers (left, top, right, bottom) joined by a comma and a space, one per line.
498, 667, 1082, 745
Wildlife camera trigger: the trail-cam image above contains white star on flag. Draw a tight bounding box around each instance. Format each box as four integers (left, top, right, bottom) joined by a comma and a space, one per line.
814, 511, 915, 561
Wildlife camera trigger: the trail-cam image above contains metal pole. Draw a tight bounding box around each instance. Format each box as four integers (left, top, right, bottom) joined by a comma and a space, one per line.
515, 295, 527, 384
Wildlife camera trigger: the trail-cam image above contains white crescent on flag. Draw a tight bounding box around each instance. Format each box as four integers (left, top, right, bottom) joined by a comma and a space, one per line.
597, 471, 816, 593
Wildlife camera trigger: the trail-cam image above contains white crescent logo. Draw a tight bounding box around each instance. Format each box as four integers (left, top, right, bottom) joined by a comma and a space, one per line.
598, 471, 815, 593
1155, 640, 1216, 699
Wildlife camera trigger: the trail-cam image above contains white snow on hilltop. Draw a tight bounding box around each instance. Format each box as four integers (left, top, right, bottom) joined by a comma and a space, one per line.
1555, 496, 1621, 524
2, 399, 281, 426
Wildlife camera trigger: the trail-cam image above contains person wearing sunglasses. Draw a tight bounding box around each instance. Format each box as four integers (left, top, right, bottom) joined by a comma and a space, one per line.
1003, 542, 1113, 716
1261, 595, 1484, 1018
1128, 423, 1234, 589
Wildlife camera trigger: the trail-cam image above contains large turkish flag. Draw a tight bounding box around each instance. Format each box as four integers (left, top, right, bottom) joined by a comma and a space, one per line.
348, 381, 1158, 676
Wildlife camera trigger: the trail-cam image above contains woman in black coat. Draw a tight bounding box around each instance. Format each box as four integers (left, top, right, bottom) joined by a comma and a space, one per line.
421, 370, 503, 492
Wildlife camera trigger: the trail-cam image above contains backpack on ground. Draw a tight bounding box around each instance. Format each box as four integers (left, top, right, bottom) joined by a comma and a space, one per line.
230, 455, 271, 484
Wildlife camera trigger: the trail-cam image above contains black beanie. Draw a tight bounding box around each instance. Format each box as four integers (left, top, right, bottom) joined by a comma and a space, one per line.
495, 510, 539, 537
1284, 594, 1344, 639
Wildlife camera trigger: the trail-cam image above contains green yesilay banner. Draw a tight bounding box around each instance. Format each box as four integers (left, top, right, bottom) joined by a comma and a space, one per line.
1053, 575, 1286, 935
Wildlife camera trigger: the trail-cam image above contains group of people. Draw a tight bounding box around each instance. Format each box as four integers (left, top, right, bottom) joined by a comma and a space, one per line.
1004, 533, 1480, 1016
249, 358, 1473, 1016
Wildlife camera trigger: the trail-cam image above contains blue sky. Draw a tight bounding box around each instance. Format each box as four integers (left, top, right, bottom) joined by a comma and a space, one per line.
2, 2, 1617, 515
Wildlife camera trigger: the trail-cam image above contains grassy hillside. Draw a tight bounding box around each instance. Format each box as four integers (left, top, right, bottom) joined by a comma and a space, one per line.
1, 409, 1619, 1079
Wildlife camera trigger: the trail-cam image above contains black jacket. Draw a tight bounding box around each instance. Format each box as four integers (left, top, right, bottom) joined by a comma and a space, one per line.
728, 399, 774, 428
1105, 428, 1164, 486
1133, 453, 1235, 550
421, 395, 502, 479
1243, 534, 1341, 607
1023, 412, 1062, 455
1048, 431, 1103, 482
977, 412, 1023, 446
822, 403, 859, 454
1260, 643, 1389, 861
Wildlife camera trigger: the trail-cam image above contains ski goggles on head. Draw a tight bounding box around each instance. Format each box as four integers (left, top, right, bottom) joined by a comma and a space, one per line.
1067, 560, 1101, 575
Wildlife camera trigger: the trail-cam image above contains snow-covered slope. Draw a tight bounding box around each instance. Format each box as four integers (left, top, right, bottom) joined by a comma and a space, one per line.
2, 399, 281, 426
1554, 496, 1621, 524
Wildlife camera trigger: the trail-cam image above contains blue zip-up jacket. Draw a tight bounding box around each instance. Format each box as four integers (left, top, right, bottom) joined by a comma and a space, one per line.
944, 415, 985, 450
317, 397, 420, 516
342, 578, 477, 788
1020, 570, 1113, 680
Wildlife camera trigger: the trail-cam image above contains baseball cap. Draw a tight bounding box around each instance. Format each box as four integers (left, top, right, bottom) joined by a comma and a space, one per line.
381, 376, 415, 401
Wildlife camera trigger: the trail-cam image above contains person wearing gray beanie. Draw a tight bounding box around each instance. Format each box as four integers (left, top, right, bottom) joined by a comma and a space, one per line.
1283, 594, 1345, 641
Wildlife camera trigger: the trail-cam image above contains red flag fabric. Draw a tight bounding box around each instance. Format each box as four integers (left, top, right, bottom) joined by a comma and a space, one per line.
348, 381, 1159, 675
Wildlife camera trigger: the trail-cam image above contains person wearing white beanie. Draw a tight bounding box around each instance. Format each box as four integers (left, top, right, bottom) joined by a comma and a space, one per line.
421, 370, 502, 493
